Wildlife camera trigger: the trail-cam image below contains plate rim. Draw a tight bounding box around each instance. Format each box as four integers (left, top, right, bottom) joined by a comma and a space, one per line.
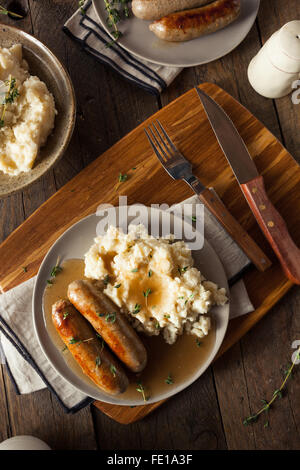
32, 206, 230, 405
92, 0, 261, 68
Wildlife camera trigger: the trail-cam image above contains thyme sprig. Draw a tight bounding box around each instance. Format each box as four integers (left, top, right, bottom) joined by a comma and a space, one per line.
136, 381, 149, 402
0, 4, 23, 18
0, 75, 19, 127
243, 345, 300, 426
104, 0, 130, 45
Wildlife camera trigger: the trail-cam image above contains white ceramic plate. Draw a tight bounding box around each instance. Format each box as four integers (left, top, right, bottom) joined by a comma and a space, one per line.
92, 0, 260, 67
33, 206, 229, 405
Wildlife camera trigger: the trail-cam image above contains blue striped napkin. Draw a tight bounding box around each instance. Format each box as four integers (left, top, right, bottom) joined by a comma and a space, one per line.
63, 1, 182, 95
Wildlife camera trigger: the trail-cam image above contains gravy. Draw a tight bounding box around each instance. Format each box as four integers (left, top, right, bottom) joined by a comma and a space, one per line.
43, 258, 216, 402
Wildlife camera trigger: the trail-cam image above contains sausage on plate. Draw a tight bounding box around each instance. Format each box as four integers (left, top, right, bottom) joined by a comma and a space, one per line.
67, 280, 148, 373
149, 0, 241, 42
132, 0, 213, 21
52, 299, 129, 395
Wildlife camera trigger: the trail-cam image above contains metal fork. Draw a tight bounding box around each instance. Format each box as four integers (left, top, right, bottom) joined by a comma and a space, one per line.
144, 119, 271, 272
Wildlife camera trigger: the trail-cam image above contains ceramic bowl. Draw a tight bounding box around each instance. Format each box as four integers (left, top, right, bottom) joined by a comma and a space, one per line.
0, 24, 76, 198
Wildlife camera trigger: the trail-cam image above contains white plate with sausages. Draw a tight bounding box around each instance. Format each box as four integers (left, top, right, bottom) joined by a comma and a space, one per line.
33, 206, 229, 406
92, 0, 260, 67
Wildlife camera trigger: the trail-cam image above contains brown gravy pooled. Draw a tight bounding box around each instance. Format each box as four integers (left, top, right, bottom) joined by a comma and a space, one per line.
43, 258, 216, 402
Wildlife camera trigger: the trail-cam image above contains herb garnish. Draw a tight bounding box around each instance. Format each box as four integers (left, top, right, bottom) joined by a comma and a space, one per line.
165, 374, 173, 385
47, 280, 53, 285
191, 216, 197, 222
196, 339, 202, 347
95, 356, 101, 368
103, 274, 110, 286
104, 0, 130, 43
243, 345, 300, 427
0, 5, 23, 18
143, 288, 152, 298
118, 172, 128, 183
110, 364, 117, 377
69, 337, 80, 344
164, 314, 170, 320
0, 75, 19, 127
78, 0, 85, 15
50, 264, 62, 277
114, 283, 121, 288
132, 304, 141, 315
155, 321, 160, 329
98, 312, 105, 317
148, 269, 153, 277
63, 311, 70, 320
136, 381, 149, 402
22, 266, 27, 273
105, 312, 116, 323
131, 268, 138, 273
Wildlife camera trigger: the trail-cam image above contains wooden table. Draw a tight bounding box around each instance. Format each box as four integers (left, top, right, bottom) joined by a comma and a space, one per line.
0, 0, 299, 451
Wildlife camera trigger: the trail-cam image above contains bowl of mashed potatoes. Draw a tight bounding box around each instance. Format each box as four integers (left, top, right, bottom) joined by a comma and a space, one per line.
0, 24, 75, 197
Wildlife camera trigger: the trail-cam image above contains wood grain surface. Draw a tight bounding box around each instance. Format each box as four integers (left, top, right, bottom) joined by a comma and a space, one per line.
0, 0, 299, 450
1, 81, 299, 425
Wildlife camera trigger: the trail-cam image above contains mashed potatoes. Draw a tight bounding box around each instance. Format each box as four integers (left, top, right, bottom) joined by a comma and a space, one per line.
0, 44, 56, 175
85, 225, 228, 345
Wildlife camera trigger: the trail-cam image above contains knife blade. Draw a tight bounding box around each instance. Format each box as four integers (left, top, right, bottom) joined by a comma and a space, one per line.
196, 86, 300, 285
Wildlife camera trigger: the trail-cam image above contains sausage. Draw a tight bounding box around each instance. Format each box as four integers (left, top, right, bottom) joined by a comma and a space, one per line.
149, 0, 241, 42
132, 0, 213, 21
52, 299, 129, 395
67, 280, 147, 373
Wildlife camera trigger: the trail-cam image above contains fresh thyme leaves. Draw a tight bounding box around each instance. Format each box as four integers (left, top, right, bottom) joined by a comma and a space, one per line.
47, 279, 53, 285
155, 321, 160, 329
243, 345, 300, 427
132, 304, 141, 315
191, 216, 197, 222
177, 266, 189, 276
196, 339, 202, 347
98, 313, 105, 317
61, 345, 68, 352
143, 288, 152, 298
95, 356, 101, 368
165, 374, 173, 385
136, 381, 149, 402
0, 75, 19, 127
110, 364, 117, 377
69, 337, 93, 346
50, 264, 62, 277
63, 311, 70, 320
78, 0, 85, 15
22, 266, 27, 273
104, 0, 130, 44
69, 337, 79, 344
114, 283, 121, 288
105, 312, 116, 323
0, 5, 23, 18
118, 172, 128, 183
103, 274, 110, 286
164, 314, 170, 320
148, 269, 153, 277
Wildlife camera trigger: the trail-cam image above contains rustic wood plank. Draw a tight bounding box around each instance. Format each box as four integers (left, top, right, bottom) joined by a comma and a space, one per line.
213, 343, 256, 449
92, 368, 227, 450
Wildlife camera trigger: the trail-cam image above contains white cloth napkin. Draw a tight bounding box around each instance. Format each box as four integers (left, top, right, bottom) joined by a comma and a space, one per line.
63, 1, 182, 95
0, 195, 254, 413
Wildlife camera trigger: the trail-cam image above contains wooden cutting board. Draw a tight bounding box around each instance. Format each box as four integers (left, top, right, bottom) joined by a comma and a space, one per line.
1, 83, 300, 424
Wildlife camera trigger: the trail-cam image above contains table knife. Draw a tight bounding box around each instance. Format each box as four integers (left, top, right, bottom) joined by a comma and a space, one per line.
196, 86, 300, 285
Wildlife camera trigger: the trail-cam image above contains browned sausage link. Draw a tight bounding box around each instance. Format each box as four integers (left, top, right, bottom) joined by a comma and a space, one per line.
149, 0, 241, 42
67, 280, 147, 373
132, 0, 213, 21
52, 300, 129, 395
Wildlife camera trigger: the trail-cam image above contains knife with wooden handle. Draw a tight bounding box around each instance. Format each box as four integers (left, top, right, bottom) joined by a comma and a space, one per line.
196, 86, 300, 285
